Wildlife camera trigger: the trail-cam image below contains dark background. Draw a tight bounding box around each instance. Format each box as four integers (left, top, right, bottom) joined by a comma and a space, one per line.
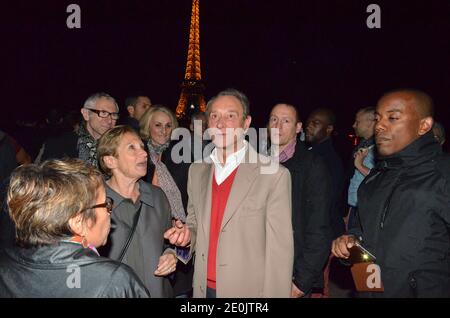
1, 0, 449, 153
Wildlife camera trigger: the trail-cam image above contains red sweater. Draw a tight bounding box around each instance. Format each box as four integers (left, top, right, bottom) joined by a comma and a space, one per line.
207, 168, 238, 289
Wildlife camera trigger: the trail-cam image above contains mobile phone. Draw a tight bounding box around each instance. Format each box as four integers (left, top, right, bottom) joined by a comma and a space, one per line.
347, 241, 376, 264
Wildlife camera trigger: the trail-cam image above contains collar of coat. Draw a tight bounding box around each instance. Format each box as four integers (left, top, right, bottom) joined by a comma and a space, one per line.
376, 131, 442, 170
105, 180, 155, 208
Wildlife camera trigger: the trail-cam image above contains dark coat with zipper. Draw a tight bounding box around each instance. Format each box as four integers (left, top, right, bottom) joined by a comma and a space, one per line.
282, 140, 333, 293
40, 130, 79, 162
309, 138, 346, 239
0, 242, 149, 298
349, 132, 450, 297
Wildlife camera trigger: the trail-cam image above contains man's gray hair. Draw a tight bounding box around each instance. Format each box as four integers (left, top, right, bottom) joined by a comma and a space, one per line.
358, 107, 376, 120
206, 88, 250, 119
83, 92, 119, 111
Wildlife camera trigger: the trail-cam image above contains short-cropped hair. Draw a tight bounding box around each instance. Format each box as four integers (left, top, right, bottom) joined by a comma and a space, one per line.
7, 159, 103, 247
83, 92, 119, 112
139, 105, 178, 141
206, 88, 250, 119
97, 125, 139, 176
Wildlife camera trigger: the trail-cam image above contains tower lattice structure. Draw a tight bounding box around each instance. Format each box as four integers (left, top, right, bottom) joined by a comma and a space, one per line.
175, 0, 206, 123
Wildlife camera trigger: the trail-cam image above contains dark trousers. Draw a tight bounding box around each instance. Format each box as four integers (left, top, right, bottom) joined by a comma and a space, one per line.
347, 206, 360, 232
206, 287, 216, 298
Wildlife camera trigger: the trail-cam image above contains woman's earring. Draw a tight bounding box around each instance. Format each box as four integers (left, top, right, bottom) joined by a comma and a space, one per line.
81, 236, 89, 248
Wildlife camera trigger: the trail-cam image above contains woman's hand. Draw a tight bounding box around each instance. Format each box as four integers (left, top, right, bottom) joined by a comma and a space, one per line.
163, 219, 191, 247
354, 148, 370, 176
154, 253, 178, 277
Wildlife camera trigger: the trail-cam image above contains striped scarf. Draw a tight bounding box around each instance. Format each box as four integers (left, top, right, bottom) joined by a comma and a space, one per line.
147, 141, 186, 222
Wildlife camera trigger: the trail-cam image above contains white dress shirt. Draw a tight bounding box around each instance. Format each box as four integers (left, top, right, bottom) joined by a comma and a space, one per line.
210, 141, 248, 185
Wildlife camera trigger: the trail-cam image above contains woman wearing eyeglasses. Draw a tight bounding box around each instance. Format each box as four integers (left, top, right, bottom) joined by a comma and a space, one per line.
97, 125, 177, 298
0, 159, 149, 297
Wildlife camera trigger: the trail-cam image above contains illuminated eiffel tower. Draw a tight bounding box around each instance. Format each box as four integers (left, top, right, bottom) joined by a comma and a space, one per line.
175, 0, 206, 125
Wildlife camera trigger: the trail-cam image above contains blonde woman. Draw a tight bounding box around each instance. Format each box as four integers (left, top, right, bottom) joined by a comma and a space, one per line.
139, 105, 193, 297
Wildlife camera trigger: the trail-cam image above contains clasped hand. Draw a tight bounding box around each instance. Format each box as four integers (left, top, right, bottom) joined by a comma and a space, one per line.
163, 219, 191, 247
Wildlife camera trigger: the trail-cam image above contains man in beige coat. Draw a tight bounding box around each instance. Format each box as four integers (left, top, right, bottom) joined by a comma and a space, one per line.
165, 89, 294, 298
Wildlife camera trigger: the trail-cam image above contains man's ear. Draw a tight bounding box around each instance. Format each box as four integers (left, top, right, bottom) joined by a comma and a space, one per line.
68, 213, 85, 237
296, 122, 302, 134
127, 105, 135, 118
80, 108, 90, 122
244, 115, 252, 132
326, 124, 334, 136
418, 117, 433, 136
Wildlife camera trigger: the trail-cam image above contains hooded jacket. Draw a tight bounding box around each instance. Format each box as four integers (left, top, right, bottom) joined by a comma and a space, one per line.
350, 132, 450, 297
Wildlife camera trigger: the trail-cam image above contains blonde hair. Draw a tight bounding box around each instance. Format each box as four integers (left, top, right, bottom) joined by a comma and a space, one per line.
97, 125, 139, 176
7, 159, 103, 247
139, 105, 178, 141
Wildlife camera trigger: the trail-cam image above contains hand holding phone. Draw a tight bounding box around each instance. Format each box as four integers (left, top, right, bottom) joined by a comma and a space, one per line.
347, 241, 376, 264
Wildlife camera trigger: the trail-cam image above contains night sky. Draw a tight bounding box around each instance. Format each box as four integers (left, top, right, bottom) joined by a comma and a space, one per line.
1, 0, 449, 143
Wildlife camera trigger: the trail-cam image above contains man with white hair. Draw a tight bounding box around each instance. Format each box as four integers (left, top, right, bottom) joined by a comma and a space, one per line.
40, 92, 119, 167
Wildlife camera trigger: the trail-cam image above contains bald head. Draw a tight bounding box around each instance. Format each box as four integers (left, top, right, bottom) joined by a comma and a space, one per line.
379, 89, 433, 119
305, 108, 336, 144
375, 89, 434, 156
310, 108, 336, 126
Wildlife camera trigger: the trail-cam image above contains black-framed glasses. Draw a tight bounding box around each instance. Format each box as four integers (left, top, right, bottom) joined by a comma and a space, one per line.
85, 108, 120, 120
83, 197, 114, 214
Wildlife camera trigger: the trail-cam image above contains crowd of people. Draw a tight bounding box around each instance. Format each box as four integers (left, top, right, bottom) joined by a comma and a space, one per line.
0, 88, 449, 298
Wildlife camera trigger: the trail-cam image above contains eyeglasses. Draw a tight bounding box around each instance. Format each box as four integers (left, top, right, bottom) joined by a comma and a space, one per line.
85, 108, 120, 120
83, 197, 114, 214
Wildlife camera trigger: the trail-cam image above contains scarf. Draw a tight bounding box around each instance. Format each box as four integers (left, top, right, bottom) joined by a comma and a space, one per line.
77, 123, 98, 168
147, 140, 186, 222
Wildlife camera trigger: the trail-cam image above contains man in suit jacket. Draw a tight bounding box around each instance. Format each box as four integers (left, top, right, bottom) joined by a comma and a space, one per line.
165, 88, 294, 298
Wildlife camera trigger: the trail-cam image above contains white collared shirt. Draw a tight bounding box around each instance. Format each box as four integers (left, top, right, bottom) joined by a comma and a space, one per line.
210, 141, 248, 185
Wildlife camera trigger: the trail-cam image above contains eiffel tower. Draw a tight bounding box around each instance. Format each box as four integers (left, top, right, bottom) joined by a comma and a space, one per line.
175, 0, 206, 126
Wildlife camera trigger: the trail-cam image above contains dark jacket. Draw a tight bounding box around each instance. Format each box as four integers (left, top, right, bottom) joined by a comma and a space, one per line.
40, 130, 79, 161
0, 242, 150, 298
0, 205, 15, 250
0, 131, 17, 180
309, 138, 345, 238
119, 117, 140, 133
350, 132, 450, 297
100, 181, 174, 298
0, 131, 17, 207
145, 141, 191, 213
282, 140, 333, 293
